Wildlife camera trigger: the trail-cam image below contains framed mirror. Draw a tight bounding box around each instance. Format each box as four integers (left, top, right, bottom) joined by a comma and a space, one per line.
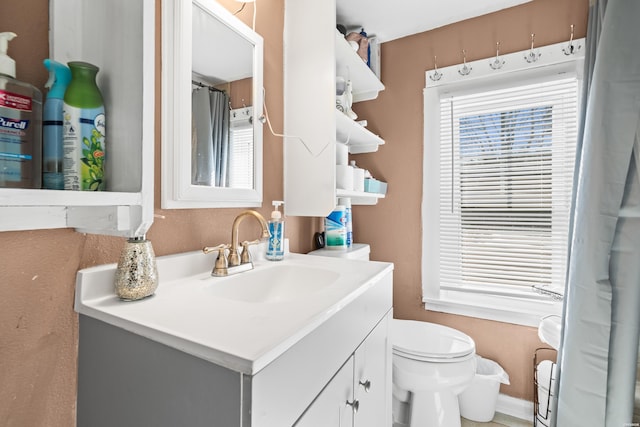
161, 0, 264, 208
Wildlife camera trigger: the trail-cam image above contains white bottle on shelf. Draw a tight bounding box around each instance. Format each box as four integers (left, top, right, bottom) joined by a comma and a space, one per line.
325, 204, 347, 250
350, 160, 365, 192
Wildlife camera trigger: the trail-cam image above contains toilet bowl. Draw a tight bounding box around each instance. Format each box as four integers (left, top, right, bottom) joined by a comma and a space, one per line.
391, 319, 476, 427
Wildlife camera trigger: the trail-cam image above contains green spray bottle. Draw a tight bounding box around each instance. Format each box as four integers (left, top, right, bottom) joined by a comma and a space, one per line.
63, 61, 105, 191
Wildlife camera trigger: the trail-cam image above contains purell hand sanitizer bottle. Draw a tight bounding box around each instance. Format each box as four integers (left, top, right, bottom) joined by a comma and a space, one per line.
0, 32, 43, 188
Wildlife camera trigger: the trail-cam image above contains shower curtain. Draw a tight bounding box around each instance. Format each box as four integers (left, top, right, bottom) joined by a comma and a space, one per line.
191, 87, 230, 187
555, 1, 640, 426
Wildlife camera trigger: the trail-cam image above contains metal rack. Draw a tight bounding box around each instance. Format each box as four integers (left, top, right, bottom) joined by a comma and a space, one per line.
533, 347, 557, 426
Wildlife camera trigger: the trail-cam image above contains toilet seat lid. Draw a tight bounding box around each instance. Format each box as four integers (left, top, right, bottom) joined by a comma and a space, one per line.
391, 319, 475, 360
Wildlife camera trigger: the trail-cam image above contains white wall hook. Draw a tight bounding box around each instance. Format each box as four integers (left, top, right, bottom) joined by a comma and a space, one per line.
524, 33, 541, 63
458, 50, 472, 76
562, 24, 582, 55
489, 42, 505, 70
429, 56, 443, 81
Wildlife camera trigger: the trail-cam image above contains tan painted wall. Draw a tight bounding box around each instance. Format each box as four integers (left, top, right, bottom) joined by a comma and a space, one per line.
352, 0, 588, 401
0, 0, 588, 424
0, 1, 318, 426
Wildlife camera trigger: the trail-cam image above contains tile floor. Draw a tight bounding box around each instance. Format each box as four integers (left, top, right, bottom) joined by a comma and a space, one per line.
461, 412, 533, 427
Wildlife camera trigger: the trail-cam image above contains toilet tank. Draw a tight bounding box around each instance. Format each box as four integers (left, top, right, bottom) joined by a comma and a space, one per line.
308, 243, 371, 261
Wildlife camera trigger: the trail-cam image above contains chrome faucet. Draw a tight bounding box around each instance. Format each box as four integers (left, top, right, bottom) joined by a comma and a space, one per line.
203, 210, 270, 277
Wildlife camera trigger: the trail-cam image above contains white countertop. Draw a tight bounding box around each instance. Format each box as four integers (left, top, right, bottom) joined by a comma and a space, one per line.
75, 251, 393, 375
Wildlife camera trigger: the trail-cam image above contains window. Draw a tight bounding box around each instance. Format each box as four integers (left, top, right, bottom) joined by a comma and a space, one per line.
422, 42, 583, 325
229, 107, 254, 189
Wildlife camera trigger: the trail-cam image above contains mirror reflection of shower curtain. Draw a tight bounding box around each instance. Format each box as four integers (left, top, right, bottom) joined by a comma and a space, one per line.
191, 87, 230, 187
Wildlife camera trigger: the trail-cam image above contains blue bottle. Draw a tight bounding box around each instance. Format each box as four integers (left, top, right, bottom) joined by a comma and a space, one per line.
360, 28, 371, 67
339, 197, 352, 247
42, 59, 71, 189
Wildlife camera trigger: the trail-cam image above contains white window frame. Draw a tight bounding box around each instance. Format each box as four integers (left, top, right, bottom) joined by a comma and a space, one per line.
422, 39, 584, 326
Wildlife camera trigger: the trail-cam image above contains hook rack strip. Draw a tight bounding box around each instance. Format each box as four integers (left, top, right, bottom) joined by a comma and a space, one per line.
425, 36, 585, 88
428, 25, 582, 81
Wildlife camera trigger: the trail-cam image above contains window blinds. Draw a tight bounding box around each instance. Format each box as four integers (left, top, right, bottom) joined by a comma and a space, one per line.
438, 77, 578, 293
229, 107, 254, 189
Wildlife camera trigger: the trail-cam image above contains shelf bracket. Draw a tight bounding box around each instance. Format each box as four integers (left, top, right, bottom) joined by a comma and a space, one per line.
67, 205, 140, 236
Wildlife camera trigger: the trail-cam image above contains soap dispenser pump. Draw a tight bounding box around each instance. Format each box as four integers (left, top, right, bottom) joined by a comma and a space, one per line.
266, 201, 285, 261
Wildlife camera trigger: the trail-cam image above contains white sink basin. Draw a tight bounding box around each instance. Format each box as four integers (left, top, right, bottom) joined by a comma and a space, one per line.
203, 264, 339, 303
74, 251, 393, 374
538, 315, 562, 350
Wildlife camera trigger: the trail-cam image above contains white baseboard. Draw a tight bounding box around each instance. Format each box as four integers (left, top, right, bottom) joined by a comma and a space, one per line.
496, 393, 534, 421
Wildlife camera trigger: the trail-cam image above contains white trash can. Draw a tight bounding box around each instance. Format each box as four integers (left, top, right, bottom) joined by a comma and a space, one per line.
459, 355, 510, 422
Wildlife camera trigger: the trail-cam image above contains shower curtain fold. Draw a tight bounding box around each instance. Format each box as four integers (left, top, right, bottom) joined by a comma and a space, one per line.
192, 88, 214, 186
191, 88, 230, 187
210, 90, 230, 187
555, 1, 640, 426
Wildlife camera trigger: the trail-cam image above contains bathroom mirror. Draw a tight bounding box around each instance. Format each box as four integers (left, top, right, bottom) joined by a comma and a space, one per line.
161, 0, 264, 208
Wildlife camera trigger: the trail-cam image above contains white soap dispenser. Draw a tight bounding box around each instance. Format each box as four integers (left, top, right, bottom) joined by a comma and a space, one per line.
266, 201, 285, 261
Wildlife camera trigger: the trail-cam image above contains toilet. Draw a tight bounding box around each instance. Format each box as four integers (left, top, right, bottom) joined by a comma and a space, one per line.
392, 319, 476, 427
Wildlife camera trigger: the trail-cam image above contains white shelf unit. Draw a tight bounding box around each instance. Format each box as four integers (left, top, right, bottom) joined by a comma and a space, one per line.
335, 110, 384, 154
1, 0, 155, 236
284, 0, 385, 216
335, 30, 384, 103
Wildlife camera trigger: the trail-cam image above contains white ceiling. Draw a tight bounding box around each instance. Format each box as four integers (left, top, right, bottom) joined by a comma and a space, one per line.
336, 0, 532, 43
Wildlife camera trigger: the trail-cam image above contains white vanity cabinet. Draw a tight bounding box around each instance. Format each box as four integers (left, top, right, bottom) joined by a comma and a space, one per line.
283, 0, 385, 216
295, 356, 355, 427
75, 254, 393, 427
1, 0, 155, 236
295, 313, 392, 427
353, 312, 392, 426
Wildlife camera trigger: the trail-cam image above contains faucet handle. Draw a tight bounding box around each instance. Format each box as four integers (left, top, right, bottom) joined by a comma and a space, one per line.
203, 244, 230, 276
203, 243, 230, 254
240, 239, 261, 264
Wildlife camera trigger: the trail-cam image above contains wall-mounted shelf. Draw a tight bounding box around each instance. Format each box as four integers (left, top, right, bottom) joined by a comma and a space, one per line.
0, 0, 155, 237
335, 30, 384, 102
335, 111, 384, 154
336, 189, 385, 205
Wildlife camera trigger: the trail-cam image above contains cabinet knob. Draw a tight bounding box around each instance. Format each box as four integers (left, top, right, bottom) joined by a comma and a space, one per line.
346, 399, 360, 413
359, 379, 371, 392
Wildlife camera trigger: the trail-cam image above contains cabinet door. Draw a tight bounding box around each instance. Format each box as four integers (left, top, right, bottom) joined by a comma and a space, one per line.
283, 0, 336, 217
294, 357, 355, 427
353, 312, 392, 427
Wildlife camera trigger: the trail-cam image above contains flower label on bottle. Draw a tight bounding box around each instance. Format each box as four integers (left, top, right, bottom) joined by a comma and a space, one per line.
63, 106, 106, 191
